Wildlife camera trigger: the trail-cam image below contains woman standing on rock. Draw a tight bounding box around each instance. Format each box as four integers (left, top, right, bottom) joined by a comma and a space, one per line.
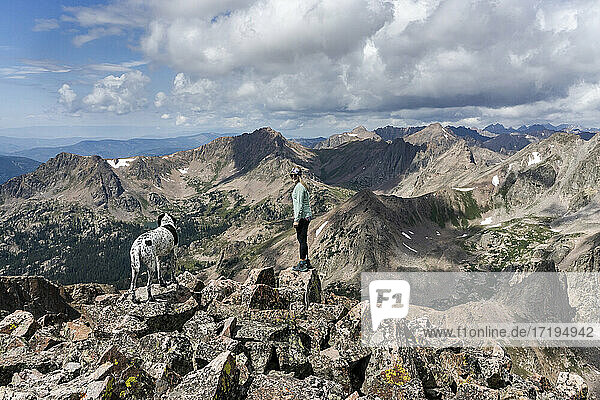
290, 167, 312, 272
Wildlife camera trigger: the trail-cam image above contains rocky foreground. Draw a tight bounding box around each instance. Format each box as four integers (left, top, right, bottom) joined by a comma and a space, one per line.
0, 270, 590, 400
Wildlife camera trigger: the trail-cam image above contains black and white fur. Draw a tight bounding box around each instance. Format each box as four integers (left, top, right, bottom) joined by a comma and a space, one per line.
130, 213, 178, 302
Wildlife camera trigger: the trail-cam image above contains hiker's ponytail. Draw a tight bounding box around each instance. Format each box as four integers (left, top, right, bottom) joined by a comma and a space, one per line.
299, 177, 309, 191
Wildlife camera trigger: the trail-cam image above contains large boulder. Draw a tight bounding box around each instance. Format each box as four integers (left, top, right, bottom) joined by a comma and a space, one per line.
244, 267, 276, 287
555, 372, 588, 399
176, 271, 205, 293
278, 268, 322, 306
362, 347, 425, 399
0, 276, 79, 320
62, 318, 92, 342
200, 279, 242, 308
246, 373, 347, 400
242, 284, 285, 310
82, 295, 197, 338
0, 311, 39, 339
138, 332, 195, 378
134, 283, 193, 303
63, 283, 117, 305
166, 350, 241, 400
456, 383, 499, 399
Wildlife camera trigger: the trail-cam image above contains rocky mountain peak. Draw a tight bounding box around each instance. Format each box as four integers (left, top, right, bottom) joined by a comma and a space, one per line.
252, 126, 284, 139
404, 123, 455, 144
350, 125, 368, 133
314, 126, 381, 149
0, 152, 123, 206
334, 190, 394, 222
348, 125, 377, 138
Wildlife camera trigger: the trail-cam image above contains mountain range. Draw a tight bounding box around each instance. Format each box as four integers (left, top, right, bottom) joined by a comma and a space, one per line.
9, 132, 224, 162
0, 155, 40, 184
2, 123, 599, 289
1, 122, 600, 394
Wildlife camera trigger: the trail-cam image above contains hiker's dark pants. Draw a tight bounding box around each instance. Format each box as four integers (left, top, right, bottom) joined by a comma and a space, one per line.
295, 218, 310, 260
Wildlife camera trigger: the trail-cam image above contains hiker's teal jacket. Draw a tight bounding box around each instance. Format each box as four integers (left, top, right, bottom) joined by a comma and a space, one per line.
292, 182, 312, 222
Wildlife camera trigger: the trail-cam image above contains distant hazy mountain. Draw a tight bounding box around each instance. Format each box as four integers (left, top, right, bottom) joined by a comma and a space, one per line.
481, 133, 532, 154
550, 123, 600, 133
373, 125, 425, 141
14, 133, 224, 162
0, 136, 89, 155
314, 126, 381, 149
446, 126, 491, 142
515, 124, 557, 139
483, 123, 515, 135
289, 137, 327, 148
0, 155, 41, 184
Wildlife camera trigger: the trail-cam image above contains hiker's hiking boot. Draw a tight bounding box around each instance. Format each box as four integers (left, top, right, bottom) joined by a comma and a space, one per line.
305, 259, 313, 269
293, 260, 308, 272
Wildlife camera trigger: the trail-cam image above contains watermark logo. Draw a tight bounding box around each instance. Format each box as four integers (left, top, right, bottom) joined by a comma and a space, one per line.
362, 272, 600, 348
369, 279, 410, 330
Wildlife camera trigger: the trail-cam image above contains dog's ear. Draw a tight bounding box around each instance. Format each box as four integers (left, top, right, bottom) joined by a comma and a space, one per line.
157, 213, 165, 226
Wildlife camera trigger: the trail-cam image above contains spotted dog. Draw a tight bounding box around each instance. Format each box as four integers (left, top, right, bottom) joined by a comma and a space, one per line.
129, 213, 178, 302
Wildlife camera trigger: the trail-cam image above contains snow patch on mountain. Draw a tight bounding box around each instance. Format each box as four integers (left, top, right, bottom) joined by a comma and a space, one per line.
481, 217, 493, 225
107, 158, 135, 169
492, 175, 500, 186
316, 220, 329, 237
403, 242, 418, 253
528, 152, 542, 166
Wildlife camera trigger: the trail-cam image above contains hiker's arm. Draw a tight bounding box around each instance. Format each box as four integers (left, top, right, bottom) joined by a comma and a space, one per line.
293, 186, 301, 223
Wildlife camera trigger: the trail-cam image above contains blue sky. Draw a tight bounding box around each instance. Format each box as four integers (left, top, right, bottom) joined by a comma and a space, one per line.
0, 1, 174, 137
1, 0, 600, 138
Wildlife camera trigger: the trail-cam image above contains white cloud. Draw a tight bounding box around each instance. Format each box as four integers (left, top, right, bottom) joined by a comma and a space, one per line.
58, 71, 150, 115
33, 18, 60, 32
0, 60, 71, 80
60, 0, 600, 131
536, 6, 579, 33
175, 114, 188, 125
81, 71, 149, 114
154, 91, 167, 107
58, 84, 77, 111
72, 26, 123, 47
86, 60, 148, 73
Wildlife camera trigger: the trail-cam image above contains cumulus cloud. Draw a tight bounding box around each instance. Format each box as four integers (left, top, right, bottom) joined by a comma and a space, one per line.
58, 71, 150, 115
154, 91, 167, 108
58, 84, 77, 111
61, 0, 600, 130
82, 70, 149, 114
175, 114, 188, 125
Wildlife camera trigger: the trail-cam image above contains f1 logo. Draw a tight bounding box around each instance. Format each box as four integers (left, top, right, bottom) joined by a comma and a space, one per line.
369, 280, 410, 330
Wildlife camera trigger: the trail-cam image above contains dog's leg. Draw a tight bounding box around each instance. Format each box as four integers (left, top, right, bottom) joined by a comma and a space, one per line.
130, 266, 139, 302
157, 256, 167, 287
130, 246, 141, 302
171, 247, 177, 283
147, 255, 156, 302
